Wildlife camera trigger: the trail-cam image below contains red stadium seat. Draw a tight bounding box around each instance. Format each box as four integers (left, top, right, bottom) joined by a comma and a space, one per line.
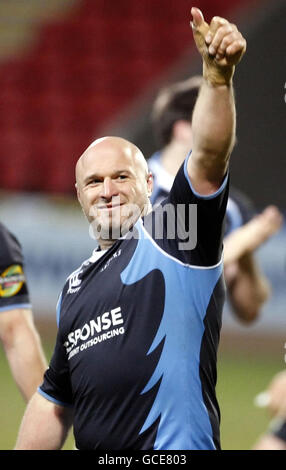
0, 0, 248, 193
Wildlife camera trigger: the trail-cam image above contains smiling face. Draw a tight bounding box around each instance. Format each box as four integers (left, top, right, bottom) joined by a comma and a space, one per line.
76, 137, 153, 248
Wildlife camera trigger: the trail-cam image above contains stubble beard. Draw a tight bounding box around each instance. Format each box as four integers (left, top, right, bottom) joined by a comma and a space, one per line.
88, 202, 145, 242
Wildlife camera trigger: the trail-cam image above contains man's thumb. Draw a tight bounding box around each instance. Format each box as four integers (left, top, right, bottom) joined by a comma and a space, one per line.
191, 7, 204, 29
190, 7, 209, 58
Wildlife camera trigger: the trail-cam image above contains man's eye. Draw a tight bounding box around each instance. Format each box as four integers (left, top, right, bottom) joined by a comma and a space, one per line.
87, 179, 101, 186
118, 175, 127, 180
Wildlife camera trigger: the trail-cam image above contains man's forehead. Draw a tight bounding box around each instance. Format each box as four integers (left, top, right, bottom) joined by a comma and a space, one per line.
88, 137, 134, 156
76, 137, 147, 182
79, 145, 133, 176
85, 141, 133, 163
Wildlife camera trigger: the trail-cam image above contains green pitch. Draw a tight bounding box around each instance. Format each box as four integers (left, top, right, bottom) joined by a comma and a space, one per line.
0, 335, 282, 450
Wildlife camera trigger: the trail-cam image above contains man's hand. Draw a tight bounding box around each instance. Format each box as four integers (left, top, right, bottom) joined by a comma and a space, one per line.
224, 205, 283, 265
267, 371, 286, 419
255, 371, 286, 419
252, 205, 284, 244
190, 7, 246, 85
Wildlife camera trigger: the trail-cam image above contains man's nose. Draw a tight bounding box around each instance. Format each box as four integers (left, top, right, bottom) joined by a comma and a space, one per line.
102, 177, 119, 199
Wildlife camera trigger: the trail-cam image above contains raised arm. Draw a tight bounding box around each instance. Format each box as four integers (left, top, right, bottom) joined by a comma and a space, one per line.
15, 392, 73, 450
187, 7, 246, 195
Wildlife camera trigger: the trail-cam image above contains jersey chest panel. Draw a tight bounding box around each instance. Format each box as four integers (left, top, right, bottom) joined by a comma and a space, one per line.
58, 227, 223, 449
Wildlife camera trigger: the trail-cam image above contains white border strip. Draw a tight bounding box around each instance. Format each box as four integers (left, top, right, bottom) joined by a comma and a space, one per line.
184, 152, 229, 200
0, 303, 32, 313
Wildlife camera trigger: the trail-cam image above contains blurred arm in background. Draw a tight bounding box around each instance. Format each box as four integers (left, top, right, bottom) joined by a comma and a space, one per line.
253, 370, 286, 450
0, 222, 47, 402
0, 307, 47, 402
223, 205, 283, 323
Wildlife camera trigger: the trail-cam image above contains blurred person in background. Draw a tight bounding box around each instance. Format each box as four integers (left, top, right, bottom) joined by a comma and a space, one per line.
15, 8, 248, 450
149, 76, 283, 324
0, 222, 47, 402
253, 369, 286, 450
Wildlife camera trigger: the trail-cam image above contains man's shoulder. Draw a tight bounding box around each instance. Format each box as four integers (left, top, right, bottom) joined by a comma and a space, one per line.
62, 249, 105, 294
226, 187, 256, 235
0, 222, 20, 248
0, 223, 23, 266
229, 187, 255, 214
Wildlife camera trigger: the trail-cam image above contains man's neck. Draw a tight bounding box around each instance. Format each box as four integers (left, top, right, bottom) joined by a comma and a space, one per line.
160, 142, 190, 176
98, 238, 118, 251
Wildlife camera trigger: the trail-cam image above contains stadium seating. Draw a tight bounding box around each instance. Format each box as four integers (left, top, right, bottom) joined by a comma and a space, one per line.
0, 0, 255, 193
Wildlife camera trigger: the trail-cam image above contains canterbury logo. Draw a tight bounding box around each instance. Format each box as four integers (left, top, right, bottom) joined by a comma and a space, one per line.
67, 269, 83, 294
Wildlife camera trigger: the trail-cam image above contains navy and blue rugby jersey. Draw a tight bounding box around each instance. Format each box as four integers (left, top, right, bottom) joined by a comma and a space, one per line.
271, 418, 286, 443
0, 223, 31, 312
39, 156, 229, 450
149, 151, 254, 237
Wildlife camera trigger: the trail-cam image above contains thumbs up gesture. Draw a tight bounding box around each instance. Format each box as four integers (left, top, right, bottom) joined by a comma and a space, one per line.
191, 7, 246, 85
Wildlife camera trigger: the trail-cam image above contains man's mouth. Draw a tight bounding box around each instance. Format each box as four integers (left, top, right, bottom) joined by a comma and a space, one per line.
97, 203, 122, 210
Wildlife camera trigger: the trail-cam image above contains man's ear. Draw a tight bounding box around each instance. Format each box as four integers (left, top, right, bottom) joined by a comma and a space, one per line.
75, 182, 82, 206
173, 120, 192, 143
147, 172, 153, 197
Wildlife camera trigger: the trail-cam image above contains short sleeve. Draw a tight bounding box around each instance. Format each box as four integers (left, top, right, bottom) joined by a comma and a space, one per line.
145, 153, 229, 267
0, 223, 31, 312
38, 328, 73, 408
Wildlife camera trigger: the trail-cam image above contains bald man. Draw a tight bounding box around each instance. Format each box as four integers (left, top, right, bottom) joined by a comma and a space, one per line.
15, 8, 246, 450
75, 137, 153, 248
